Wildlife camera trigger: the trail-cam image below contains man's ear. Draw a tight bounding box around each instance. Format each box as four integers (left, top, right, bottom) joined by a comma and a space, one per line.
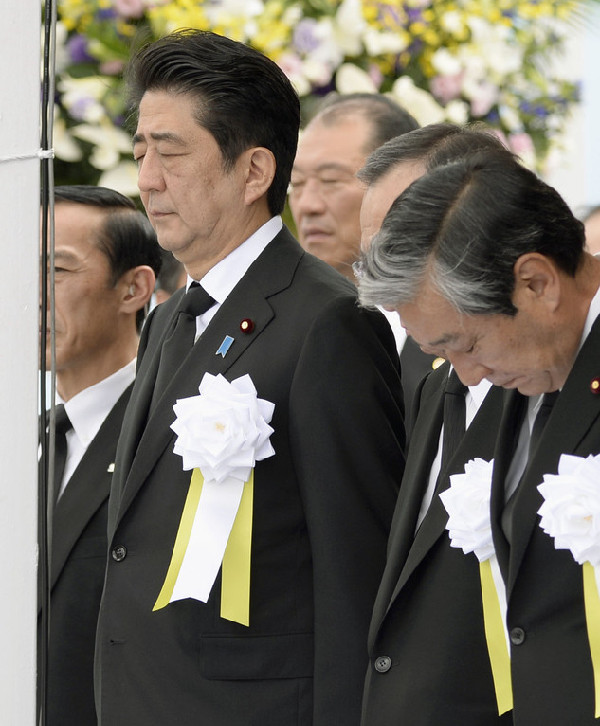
120, 265, 156, 315
513, 253, 561, 311
243, 147, 276, 206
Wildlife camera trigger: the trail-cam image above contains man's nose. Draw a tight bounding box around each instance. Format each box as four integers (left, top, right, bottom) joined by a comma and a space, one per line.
137, 151, 166, 193
447, 353, 491, 387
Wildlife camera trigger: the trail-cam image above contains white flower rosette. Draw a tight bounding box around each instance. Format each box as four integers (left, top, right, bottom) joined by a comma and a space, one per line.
171, 372, 275, 481
440, 457, 496, 562
166, 373, 275, 606
537, 453, 600, 718
538, 453, 600, 570
440, 458, 513, 715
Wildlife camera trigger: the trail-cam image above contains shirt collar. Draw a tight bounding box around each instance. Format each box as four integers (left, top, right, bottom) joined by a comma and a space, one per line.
578, 280, 600, 354
61, 360, 135, 447
186, 216, 282, 304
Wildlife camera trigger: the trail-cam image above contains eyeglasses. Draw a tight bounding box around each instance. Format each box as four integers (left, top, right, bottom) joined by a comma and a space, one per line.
352, 258, 365, 280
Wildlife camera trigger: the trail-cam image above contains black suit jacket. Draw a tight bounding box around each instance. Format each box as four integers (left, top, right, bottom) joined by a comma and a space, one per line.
95, 227, 406, 726
40, 385, 132, 726
399, 335, 440, 429
490, 316, 600, 725
363, 362, 511, 725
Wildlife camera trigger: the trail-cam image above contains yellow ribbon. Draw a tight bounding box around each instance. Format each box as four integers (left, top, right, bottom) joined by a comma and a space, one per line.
583, 562, 600, 717
153, 468, 254, 626
221, 470, 254, 626
480, 559, 513, 715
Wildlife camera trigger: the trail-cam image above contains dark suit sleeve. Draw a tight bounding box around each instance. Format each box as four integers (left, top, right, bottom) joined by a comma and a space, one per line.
288, 296, 406, 725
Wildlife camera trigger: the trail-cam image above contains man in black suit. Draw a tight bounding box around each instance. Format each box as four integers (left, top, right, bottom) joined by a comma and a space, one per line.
39, 185, 161, 725
288, 92, 435, 416
357, 125, 513, 724
358, 148, 600, 724
94, 30, 405, 726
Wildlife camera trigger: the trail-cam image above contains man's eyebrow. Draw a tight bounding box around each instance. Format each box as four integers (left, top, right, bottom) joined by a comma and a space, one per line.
427, 332, 460, 348
52, 250, 79, 264
132, 131, 186, 146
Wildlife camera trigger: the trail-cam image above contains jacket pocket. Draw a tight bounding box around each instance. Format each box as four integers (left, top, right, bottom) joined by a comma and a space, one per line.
200, 631, 313, 681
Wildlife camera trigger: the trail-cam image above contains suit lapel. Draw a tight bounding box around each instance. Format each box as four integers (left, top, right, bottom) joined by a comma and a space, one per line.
48, 385, 132, 594
374, 367, 446, 622
505, 323, 600, 595
389, 384, 504, 605
115, 228, 303, 526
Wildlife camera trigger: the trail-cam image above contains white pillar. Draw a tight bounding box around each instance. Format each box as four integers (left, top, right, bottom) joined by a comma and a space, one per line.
0, 2, 41, 723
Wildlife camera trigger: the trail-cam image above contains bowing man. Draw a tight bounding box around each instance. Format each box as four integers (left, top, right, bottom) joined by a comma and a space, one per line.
357, 124, 514, 725
358, 147, 600, 725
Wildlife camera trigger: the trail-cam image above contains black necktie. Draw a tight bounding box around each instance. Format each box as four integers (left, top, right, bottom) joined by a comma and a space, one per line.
440, 368, 468, 474
528, 390, 559, 458
52, 404, 72, 505
152, 283, 215, 404
502, 390, 559, 541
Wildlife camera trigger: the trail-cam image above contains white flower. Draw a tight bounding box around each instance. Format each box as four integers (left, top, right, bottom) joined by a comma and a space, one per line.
336, 63, 377, 94
205, 0, 263, 21
441, 10, 465, 35
389, 76, 445, 126
440, 458, 496, 562
498, 103, 522, 133
363, 28, 407, 57
57, 76, 111, 124
334, 0, 367, 56
278, 52, 311, 96
52, 109, 83, 163
538, 453, 600, 567
99, 161, 140, 198
71, 119, 134, 170
431, 48, 462, 77
171, 373, 275, 484
445, 99, 469, 125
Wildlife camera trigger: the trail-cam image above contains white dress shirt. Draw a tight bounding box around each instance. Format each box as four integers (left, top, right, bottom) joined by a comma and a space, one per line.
378, 306, 407, 354
56, 359, 136, 498
416, 374, 492, 530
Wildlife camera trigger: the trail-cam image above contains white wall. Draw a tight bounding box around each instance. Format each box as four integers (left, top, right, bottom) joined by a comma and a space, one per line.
582, 6, 600, 207
544, 8, 600, 212
0, 1, 41, 722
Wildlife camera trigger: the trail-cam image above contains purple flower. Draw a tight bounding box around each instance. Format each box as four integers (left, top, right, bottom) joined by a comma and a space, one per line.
69, 97, 96, 122
97, 8, 117, 20
67, 34, 94, 64
293, 19, 320, 54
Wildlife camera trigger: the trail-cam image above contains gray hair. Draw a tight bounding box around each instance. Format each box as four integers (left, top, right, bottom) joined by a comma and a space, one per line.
357, 149, 585, 315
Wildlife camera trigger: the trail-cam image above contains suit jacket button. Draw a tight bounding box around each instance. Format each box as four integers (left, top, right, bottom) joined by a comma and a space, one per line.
374, 656, 392, 673
111, 545, 127, 562
510, 627, 526, 645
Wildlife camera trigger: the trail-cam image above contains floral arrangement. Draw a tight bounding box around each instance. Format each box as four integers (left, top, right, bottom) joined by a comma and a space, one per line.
51, 0, 586, 195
